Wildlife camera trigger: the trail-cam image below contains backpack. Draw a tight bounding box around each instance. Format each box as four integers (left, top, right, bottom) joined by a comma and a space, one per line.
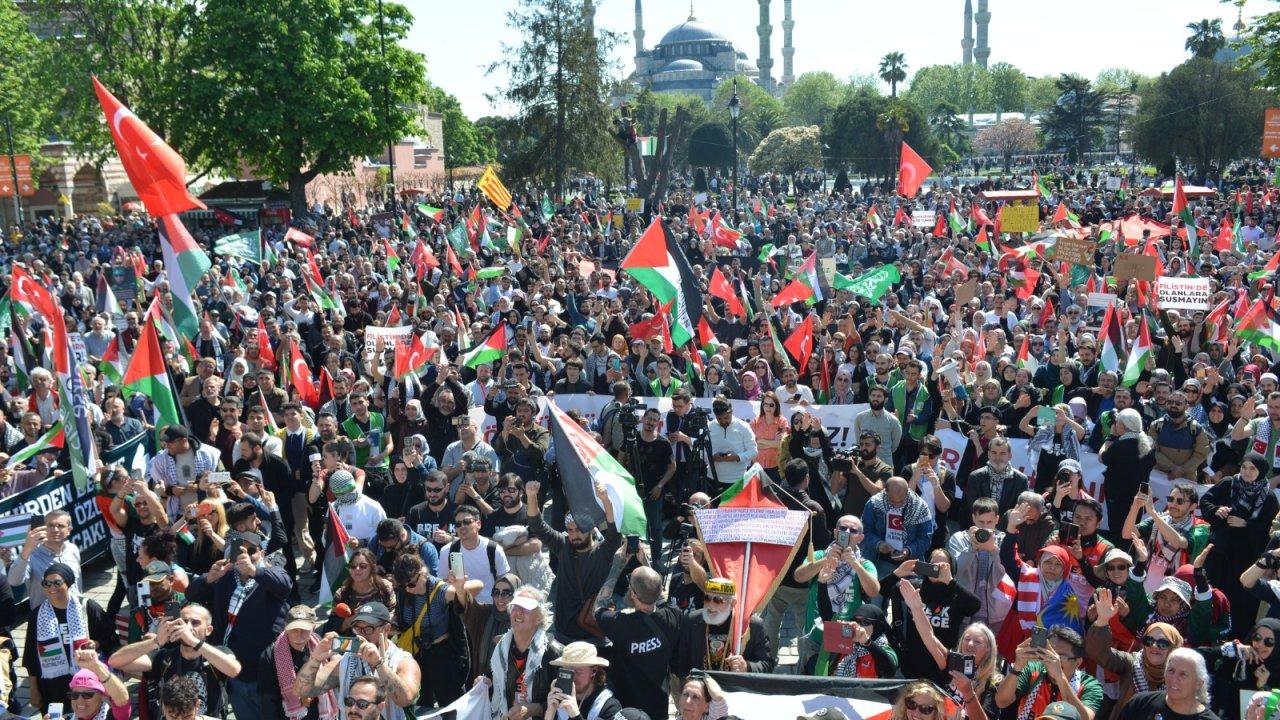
444, 538, 498, 581
598, 401, 622, 451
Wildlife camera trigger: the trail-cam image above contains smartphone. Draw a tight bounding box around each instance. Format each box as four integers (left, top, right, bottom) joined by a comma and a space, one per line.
164, 601, 182, 619
48, 703, 64, 720
835, 529, 850, 548
137, 581, 152, 607
1036, 406, 1056, 425
554, 668, 575, 696
449, 552, 465, 580
1138, 482, 1150, 497
331, 636, 362, 654
609, 357, 621, 371
915, 562, 940, 579
1031, 626, 1049, 649
208, 471, 232, 486
1060, 522, 1080, 544
309, 453, 323, 464
626, 535, 640, 554
948, 651, 976, 678
29, 515, 45, 529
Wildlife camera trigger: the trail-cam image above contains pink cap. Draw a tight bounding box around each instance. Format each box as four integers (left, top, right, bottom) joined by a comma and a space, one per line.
69, 669, 106, 695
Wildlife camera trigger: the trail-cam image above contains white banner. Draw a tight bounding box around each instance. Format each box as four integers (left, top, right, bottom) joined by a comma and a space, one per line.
911, 210, 936, 228
364, 325, 413, 353
1156, 277, 1211, 311
722, 690, 891, 720
694, 506, 811, 545
422, 680, 490, 720
1087, 292, 1118, 308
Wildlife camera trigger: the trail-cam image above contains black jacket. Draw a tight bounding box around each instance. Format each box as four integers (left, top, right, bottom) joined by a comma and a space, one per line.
964, 465, 1030, 517
186, 565, 292, 678
671, 609, 774, 678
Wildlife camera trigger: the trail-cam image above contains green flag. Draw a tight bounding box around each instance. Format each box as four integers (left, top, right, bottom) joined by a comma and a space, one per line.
832, 265, 902, 302
214, 229, 263, 263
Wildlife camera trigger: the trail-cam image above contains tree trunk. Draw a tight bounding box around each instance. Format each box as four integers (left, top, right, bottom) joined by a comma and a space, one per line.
289, 172, 310, 218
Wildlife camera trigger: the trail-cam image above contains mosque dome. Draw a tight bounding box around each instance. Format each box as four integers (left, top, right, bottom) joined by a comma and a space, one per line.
658, 19, 728, 46
659, 58, 705, 72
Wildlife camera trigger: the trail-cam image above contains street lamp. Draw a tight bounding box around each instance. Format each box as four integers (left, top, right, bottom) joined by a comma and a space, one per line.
728, 80, 741, 212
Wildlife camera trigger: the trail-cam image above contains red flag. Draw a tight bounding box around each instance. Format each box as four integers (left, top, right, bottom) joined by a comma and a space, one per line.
467, 205, 485, 252
12, 266, 69, 374
709, 211, 742, 249
689, 205, 710, 233
284, 227, 314, 249
783, 314, 815, 369
1051, 202, 1070, 224
445, 244, 463, 276
387, 304, 402, 326
1215, 217, 1234, 252
709, 266, 746, 318
892, 206, 909, 227
897, 141, 933, 198
1038, 297, 1056, 327
994, 203, 1005, 236
968, 327, 987, 366
937, 248, 970, 279
932, 213, 947, 238
256, 316, 276, 370
289, 341, 320, 408
770, 278, 815, 308
629, 311, 669, 348
318, 366, 335, 408
394, 333, 437, 379
1015, 266, 1040, 300
91, 77, 205, 217
971, 202, 992, 228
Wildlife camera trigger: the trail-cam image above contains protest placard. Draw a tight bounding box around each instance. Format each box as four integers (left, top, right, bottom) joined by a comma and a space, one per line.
1156, 277, 1211, 310
1114, 254, 1157, 282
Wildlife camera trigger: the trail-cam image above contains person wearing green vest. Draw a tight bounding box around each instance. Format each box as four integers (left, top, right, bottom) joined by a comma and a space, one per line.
342, 392, 394, 502
649, 355, 684, 397
793, 515, 880, 675
888, 358, 930, 471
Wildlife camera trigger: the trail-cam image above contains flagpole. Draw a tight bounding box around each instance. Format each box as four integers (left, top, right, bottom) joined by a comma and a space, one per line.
734, 541, 752, 657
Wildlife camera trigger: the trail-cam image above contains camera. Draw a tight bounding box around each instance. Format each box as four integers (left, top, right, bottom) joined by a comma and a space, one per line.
617, 400, 648, 430
974, 528, 992, 544
682, 407, 710, 435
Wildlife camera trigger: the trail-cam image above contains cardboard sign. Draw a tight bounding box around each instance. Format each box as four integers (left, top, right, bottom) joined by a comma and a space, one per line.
1055, 236, 1095, 266
1114, 254, 1157, 282
1087, 292, 1118, 308
1156, 277, 1211, 311
911, 210, 936, 228
364, 325, 413, 353
625, 197, 644, 212
1105, 177, 1122, 191
1000, 203, 1040, 233
955, 279, 978, 306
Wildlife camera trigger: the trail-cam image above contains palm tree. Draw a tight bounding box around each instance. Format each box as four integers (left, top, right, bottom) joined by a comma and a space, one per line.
930, 103, 969, 156
1185, 18, 1225, 58
879, 52, 908, 98
876, 101, 911, 182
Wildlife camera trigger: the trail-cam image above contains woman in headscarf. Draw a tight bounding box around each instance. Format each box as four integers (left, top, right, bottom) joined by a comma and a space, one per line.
1099, 408, 1156, 535
737, 370, 763, 401
1085, 587, 1184, 720
23, 564, 115, 716
456, 572, 522, 683
696, 364, 726, 399
1200, 452, 1280, 634
832, 604, 899, 679
1203, 618, 1280, 720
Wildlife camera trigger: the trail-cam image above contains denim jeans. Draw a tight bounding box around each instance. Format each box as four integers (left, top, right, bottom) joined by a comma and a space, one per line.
227, 677, 260, 720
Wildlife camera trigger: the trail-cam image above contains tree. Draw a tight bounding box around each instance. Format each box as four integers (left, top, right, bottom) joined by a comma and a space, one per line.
687, 123, 734, 169
1185, 18, 1225, 59
175, 0, 427, 214
879, 52, 908, 97
475, 116, 523, 169
1039, 75, 1112, 162
747, 126, 822, 175
974, 118, 1039, 171
1025, 75, 1061, 114
1232, 7, 1280, 92
0, 1, 53, 160
425, 83, 496, 169
712, 75, 786, 154
930, 103, 969, 156
491, 0, 619, 195
1094, 68, 1153, 95
1130, 57, 1273, 182
784, 71, 844, 125
628, 87, 708, 169
988, 62, 1028, 121
823, 89, 936, 181
906, 64, 993, 116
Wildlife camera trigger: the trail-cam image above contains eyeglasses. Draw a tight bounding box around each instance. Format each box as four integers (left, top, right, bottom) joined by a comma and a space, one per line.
351, 623, 384, 635
456, 517, 476, 526
904, 699, 937, 715
1165, 496, 1189, 505
1141, 636, 1173, 649
493, 588, 514, 598
1252, 634, 1277, 647
68, 691, 100, 701
41, 578, 66, 588
1104, 564, 1129, 572
343, 698, 377, 709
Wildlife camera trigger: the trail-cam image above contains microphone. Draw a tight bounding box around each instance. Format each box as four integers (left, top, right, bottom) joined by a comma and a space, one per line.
333, 603, 352, 619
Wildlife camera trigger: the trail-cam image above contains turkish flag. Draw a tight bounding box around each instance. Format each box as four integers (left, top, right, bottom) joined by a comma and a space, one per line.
394, 333, 436, 380
285, 227, 315, 249
256, 316, 276, 370
92, 77, 205, 217
897, 141, 933, 198
12, 266, 68, 375
709, 266, 746, 318
289, 341, 320, 408
709, 211, 742, 249
628, 306, 673, 353
783, 314, 815, 369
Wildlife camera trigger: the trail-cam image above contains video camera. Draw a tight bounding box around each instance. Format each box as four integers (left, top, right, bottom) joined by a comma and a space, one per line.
682, 406, 710, 436
617, 400, 648, 430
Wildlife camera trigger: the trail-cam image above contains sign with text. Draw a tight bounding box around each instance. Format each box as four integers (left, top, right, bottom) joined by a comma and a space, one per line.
1263, 107, 1280, 158
364, 325, 414, 353
0, 155, 34, 198
911, 210, 936, 228
1087, 292, 1118, 308
0, 472, 108, 602
1000, 203, 1040, 233
694, 507, 812, 546
1114, 254, 1157, 282
1105, 177, 1122, 191
1156, 276, 1211, 311
109, 266, 139, 305
1054, 236, 1095, 266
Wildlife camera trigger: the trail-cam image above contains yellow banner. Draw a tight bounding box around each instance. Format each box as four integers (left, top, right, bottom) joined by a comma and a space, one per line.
476, 166, 512, 212
1000, 203, 1039, 234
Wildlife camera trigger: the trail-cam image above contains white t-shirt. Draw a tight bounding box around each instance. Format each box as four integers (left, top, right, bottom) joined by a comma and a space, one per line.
337, 496, 387, 544
450, 538, 510, 603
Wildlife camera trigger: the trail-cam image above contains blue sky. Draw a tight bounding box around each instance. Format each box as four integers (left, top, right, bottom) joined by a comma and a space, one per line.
405, 0, 1263, 118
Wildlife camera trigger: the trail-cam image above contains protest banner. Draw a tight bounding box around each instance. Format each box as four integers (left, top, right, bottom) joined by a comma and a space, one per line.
955, 279, 978, 306
1156, 276, 1211, 310
1088, 292, 1118, 308
1115, 254, 1157, 282
364, 325, 414, 353
0, 472, 108, 601
911, 210, 936, 228
1000, 203, 1039, 233
1055, 235, 1095, 266
109, 266, 138, 305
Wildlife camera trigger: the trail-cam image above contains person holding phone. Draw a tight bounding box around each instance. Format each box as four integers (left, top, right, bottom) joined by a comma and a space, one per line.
793, 515, 879, 676
897, 579, 1003, 720
391, 554, 473, 710
995, 627, 1103, 720
65, 654, 132, 720
543, 643, 621, 720
886, 549, 980, 682
294, 602, 421, 720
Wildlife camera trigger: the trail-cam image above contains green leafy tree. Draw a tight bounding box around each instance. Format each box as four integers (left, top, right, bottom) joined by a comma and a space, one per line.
906, 64, 993, 116
712, 75, 785, 154
930, 103, 969, 156
1039, 74, 1112, 162
1025, 75, 1061, 114
1094, 68, 1152, 95
1130, 57, 1273, 181
491, 0, 619, 195
1185, 18, 1225, 59
0, 1, 53, 160
845, 73, 882, 98
747, 125, 822, 175
783, 71, 844, 126
879, 52, 908, 97
687, 123, 734, 169
424, 83, 496, 169
974, 118, 1038, 171
1230, 7, 1280, 93
988, 62, 1028, 121
628, 87, 708, 169
175, 0, 427, 214
822, 89, 936, 181
475, 116, 523, 169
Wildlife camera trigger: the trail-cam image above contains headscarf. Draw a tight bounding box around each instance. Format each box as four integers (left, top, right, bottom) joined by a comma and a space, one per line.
739, 370, 762, 401
1036, 545, 1074, 598
1135, 622, 1183, 690
1231, 456, 1271, 520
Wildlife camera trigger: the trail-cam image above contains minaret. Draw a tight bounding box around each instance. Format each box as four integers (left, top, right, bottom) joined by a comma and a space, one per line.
961, 0, 974, 65
757, 0, 774, 93
633, 0, 645, 56
781, 0, 794, 87
974, 0, 990, 69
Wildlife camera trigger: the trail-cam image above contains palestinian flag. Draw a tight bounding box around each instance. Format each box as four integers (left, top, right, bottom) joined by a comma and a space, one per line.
1237, 297, 1280, 353
620, 218, 704, 347
546, 400, 647, 537
98, 334, 128, 384
417, 204, 446, 223
122, 302, 183, 439
1174, 175, 1198, 256
0, 514, 33, 548
947, 197, 966, 233
5, 421, 64, 468
718, 463, 768, 505
96, 273, 123, 318
9, 326, 34, 392
697, 316, 721, 356
1033, 171, 1051, 199
865, 204, 882, 229
635, 136, 657, 155
1016, 335, 1038, 374
319, 506, 353, 606
971, 202, 993, 228
974, 226, 991, 253
382, 239, 401, 274
158, 215, 212, 340
1099, 302, 1125, 373
832, 265, 900, 302
461, 325, 508, 368
453, 305, 472, 350
1119, 317, 1151, 388
1249, 249, 1280, 281
793, 252, 824, 303
766, 316, 793, 369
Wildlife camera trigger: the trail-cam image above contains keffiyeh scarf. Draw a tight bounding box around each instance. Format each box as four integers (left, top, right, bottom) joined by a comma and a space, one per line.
274, 632, 337, 720
35, 594, 89, 679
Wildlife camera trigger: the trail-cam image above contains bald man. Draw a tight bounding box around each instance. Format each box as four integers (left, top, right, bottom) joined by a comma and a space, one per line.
595, 565, 685, 720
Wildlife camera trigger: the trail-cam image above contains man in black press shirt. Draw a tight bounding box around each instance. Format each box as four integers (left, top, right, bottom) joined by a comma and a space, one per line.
405, 470, 458, 550
594, 567, 684, 720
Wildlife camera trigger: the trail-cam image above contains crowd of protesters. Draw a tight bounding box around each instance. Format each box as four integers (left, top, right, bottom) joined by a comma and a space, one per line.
0, 157, 1278, 720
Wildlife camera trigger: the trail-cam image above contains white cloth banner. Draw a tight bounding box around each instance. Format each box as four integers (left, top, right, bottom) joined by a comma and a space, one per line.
423, 680, 490, 720
722, 690, 892, 720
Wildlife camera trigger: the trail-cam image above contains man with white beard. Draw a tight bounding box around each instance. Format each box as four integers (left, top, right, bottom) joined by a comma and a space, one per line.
672, 577, 775, 677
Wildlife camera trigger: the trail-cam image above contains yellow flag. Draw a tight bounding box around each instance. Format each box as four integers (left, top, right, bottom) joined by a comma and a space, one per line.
476, 166, 512, 212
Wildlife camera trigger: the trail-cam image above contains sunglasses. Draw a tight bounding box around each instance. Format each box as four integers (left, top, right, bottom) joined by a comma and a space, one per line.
1165, 496, 1190, 505
705, 595, 731, 605
68, 691, 100, 701
41, 578, 67, 588
350, 563, 372, 570
1104, 564, 1129, 572
904, 699, 937, 715
838, 526, 864, 535
1142, 636, 1173, 649
456, 517, 476, 526
1253, 634, 1277, 647
343, 698, 377, 709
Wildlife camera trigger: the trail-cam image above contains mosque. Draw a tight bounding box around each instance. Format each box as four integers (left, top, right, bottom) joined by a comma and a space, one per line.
627, 0, 795, 103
